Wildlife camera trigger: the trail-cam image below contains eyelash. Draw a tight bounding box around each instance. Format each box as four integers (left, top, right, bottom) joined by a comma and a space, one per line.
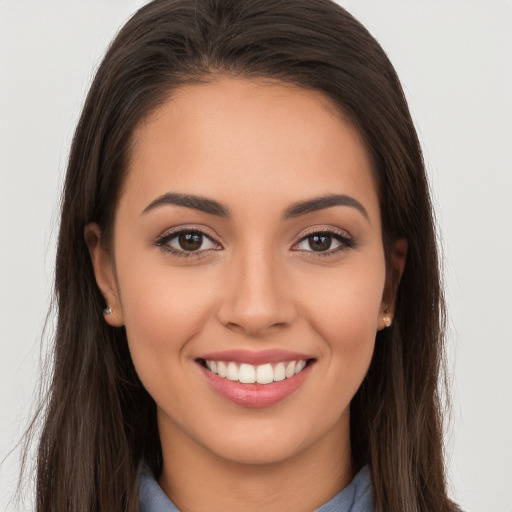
292, 227, 356, 257
154, 227, 356, 259
154, 228, 221, 258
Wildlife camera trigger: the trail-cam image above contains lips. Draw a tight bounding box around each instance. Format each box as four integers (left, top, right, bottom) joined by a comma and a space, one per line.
197, 349, 315, 407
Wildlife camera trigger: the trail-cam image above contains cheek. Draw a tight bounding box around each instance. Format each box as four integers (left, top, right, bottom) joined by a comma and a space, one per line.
114, 255, 218, 375
305, 259, 384, 331
299, 257, 385, 380
115, 263, 224, 426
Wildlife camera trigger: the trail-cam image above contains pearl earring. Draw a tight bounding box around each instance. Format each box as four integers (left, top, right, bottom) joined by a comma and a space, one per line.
103, 307, 113, 315
383, 308, 391, 328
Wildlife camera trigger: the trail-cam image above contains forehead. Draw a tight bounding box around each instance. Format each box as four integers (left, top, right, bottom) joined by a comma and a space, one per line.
123, 77, 379, 222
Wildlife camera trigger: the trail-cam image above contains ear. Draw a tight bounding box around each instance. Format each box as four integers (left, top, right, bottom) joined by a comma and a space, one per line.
377, 238, 407, 331
84, 223, 124, 327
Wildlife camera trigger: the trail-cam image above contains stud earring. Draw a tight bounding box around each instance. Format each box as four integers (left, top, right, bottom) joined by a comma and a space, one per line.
383, 308, 391, 328
103, 307, 113, 315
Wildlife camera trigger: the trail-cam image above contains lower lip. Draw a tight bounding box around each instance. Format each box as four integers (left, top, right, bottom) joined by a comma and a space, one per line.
200, 362, 313, 408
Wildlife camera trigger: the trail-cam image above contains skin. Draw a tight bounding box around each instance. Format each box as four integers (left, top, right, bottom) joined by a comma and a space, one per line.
87, 78, 406, 512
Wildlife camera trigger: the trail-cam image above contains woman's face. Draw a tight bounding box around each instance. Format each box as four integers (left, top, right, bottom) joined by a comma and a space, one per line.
89, 78, 401, 467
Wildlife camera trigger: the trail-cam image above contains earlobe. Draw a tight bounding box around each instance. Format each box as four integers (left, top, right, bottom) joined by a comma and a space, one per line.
84, 223, 124, 327
378, 238, 407, 331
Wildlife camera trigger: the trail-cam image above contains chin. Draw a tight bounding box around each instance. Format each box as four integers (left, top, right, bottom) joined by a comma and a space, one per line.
209, 436, 308, 467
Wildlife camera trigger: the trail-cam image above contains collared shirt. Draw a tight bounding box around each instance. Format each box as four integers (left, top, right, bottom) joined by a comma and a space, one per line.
139, 465, 375, 512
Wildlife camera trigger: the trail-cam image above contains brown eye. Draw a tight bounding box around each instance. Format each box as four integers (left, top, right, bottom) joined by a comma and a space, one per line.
158, 230, 219, 255
307, 234, 332, 251
293, 229, 355, 255
178, 232, 203, 251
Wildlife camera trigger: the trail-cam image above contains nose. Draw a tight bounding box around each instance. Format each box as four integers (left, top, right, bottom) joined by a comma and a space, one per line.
216, 247, 297, 337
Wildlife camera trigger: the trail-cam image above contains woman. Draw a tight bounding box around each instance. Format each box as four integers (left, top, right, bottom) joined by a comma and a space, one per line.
29, 0, 459, 510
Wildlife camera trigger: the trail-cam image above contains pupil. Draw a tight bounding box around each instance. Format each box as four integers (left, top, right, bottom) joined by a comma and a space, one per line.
309, 234, 331, 251
179, 232, 202, 251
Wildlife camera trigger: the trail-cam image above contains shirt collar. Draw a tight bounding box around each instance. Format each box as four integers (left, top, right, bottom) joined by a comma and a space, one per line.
139, 465, 374, 512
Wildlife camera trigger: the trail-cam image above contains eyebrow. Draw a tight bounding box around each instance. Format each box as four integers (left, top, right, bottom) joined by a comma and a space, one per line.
142, 192, 230, 217
141, 192, 369, 222
282, 194, 370, 222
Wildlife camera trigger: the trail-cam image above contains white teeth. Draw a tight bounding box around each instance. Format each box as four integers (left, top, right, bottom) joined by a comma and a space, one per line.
273, 362, 286, 381
256, 363, 274, 384
239, 363, 256, 383
226, 362, 239, 381
295, 360, 306, 374
217, 361, 227, 378
285, 361, 296, 378
205, 359, 308, 384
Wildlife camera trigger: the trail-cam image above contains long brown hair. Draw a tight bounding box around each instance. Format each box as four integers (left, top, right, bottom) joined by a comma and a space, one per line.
28, 0, 457, 510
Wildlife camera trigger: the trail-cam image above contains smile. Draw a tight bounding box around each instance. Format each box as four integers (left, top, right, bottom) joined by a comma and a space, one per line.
197, 350, 316, 408
203, 359, 307, 384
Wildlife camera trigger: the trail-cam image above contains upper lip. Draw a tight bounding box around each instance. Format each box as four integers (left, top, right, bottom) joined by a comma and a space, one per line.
197, 349, 315, 365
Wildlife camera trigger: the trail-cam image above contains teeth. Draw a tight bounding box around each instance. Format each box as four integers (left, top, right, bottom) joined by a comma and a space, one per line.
295, 360, 306, 374
226, 362, 239, 381
256, 363, 274, 384
217, 361, 227, 378
239, 363, 256, 383
204, 359, 308, 384
285, 361, 296, 378
274, 362, 285, 381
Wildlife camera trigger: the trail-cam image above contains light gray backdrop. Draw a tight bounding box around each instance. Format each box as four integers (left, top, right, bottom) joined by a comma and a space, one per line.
1, 2, 511, 511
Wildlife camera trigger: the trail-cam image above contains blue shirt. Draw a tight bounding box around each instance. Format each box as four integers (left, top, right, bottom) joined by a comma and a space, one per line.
139, 465, 375, 511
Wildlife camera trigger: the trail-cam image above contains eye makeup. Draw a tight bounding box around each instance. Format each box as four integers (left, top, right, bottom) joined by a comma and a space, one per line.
291, 226, 356, 258
154, 226, 222, 258
153, 223, 356, 260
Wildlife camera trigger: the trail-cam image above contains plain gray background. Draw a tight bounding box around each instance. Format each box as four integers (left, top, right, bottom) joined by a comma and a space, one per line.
1, 1, 511, 511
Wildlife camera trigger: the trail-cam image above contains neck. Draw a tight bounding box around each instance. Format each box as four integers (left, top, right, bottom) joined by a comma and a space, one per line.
157, 412, 354, 512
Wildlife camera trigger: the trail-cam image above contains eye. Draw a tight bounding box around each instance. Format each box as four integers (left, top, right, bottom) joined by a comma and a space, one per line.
293, 229, 355, 255
155, 229, 221, 257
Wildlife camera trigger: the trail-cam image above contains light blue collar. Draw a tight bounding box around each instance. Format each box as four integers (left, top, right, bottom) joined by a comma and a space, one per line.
139, 465, 375, 511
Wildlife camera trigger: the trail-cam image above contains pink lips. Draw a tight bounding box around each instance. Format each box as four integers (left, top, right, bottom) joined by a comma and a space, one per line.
197, 349, 315, 408
198, 349, 313, 365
